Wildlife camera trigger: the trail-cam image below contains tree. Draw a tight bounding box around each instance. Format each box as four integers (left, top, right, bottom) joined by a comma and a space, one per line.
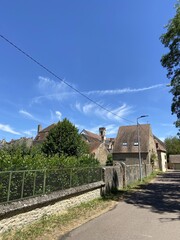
42, 118, 89, 157
160, 2, 180, 136
164, 136, 180, 157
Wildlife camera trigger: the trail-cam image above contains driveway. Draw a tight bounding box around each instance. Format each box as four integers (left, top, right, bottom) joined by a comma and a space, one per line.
61, 170, 180, 240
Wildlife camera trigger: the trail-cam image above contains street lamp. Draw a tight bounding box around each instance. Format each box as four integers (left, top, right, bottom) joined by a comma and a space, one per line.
137, 115, 148, 181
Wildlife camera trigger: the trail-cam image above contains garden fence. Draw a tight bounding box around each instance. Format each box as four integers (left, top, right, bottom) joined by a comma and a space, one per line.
0, 167, 103, 204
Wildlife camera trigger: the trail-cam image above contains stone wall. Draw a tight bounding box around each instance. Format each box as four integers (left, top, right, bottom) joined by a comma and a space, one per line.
0, 182, 103, 234
102, 166, 123, 193
103, 163, 153, 191
0, 164, 153, 234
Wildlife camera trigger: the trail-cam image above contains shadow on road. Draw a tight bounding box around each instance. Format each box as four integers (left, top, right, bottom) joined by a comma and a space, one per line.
122, 171, 180, 215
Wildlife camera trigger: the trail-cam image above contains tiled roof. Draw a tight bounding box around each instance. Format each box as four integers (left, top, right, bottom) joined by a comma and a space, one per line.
33, 124, 56, 143
81, 129, 115, 153
113, 124, 151, 153
81, 129, 101, 141
81, 129, 101, 153
89, 141, 102, 152
153, 135, 166, 152
169, 155, 180, 163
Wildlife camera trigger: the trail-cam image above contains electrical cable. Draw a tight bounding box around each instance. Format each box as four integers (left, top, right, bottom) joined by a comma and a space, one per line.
0, 34, 135, 124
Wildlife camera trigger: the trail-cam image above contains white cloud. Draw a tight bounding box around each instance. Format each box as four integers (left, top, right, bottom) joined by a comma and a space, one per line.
85, 84, 164, 95
32, 76, 76, 104
19, 110, 34, 119
105, 104, 133, 121
75, 102, 81, 112
75, 102, 133, 122
23, 129, 37, 137
0, 123, 21, 135
82, 103, 95, 114
55, 111, 62, 120
105, 124, 119, 136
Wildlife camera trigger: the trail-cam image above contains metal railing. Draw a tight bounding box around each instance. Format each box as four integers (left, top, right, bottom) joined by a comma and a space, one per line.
0, 167, 103, 204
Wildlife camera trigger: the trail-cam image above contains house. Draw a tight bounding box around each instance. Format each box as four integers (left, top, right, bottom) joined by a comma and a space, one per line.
81, 127, 114, 165
0, 139, 6, 149
169, 155, 180, 170
153, 135, 167, 172
3, 137, 33, 149
33, 124, 56, 145
33, 123, 115, 165
113, 124, 166, 171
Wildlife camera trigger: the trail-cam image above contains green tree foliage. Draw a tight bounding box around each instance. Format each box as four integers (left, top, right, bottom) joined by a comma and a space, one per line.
0, 147, 99, 171
164, 136, 180, 157
160, 2, 180, 136
42, 118, 89, 157
106, 154, 113, 166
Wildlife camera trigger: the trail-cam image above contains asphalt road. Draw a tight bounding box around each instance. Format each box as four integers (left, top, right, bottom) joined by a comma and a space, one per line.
61, 170, 180, 240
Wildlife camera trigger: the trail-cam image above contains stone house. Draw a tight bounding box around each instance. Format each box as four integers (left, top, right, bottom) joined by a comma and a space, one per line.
33, 124, 115, 165
33, 124, 56, 145
113, 124, 166, 171
153, 135, 167, 172
169, 155, 180, 170
81, 128, 114, 165
2, 137, 33, 149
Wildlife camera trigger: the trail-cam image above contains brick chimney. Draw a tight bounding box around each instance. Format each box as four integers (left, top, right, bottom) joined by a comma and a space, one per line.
99, 127, 106, 142
37, 124, 42, 133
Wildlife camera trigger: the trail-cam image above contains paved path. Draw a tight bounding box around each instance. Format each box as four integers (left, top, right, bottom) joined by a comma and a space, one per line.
61, 170, 180, 240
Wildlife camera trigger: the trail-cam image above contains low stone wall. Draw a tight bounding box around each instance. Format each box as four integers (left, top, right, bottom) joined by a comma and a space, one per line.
0, 182, 104, 234
103, 163, 153, 191
0, 164, 153, 234
102, 166, 123, 193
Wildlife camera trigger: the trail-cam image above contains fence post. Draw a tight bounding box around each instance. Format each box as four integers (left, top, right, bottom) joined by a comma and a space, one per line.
21, 171, 25, 199
33, 171, 37, 196
70, 168, 72, 188
7, 172, 12, 202
43, 170, 46, 195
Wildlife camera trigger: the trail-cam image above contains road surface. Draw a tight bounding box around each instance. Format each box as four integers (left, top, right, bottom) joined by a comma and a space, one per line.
61, 170, 180, 240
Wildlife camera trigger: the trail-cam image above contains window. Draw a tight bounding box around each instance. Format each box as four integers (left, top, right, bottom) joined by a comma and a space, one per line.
134, 142, 139, 146
122, 142, 127, 146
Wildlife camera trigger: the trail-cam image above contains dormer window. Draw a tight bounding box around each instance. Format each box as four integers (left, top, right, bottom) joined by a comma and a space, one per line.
122, 142, 127, 146
134, 142, 139, 146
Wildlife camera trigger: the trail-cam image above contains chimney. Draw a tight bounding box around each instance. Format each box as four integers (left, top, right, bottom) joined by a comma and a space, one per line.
99, 127, 106, 142
37, 124, 42, 133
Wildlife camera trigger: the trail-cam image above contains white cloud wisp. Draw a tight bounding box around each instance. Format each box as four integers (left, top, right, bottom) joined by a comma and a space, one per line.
19, 110, 34, 119
0, 123, 21, 135
75, 102, 133, 122
85, 84, 164, 96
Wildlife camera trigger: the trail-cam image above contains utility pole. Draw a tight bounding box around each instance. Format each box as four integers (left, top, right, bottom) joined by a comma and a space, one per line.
137, 115, 148, 181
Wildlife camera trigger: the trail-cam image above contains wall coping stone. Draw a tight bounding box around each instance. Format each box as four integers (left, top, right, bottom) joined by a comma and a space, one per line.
0, 181, 104, 219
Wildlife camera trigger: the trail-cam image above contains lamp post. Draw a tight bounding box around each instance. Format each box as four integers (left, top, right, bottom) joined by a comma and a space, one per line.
137, 115, 148, 181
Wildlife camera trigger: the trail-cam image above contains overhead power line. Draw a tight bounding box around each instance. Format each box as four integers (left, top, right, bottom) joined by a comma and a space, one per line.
0, 34, 134, 124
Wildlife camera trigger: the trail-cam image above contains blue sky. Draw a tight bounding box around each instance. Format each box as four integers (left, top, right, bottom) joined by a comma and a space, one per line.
0, 0, 178, 141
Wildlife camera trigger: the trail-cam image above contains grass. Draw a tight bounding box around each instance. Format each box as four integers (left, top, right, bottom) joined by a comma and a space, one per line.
1, 171, 160, 240
1, 198, 115, 240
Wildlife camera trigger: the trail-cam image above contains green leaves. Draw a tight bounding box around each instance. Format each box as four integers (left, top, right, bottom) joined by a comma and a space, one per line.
164, 136, 180, 156
160, 3, 180, 137
42, 118, 89, 157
